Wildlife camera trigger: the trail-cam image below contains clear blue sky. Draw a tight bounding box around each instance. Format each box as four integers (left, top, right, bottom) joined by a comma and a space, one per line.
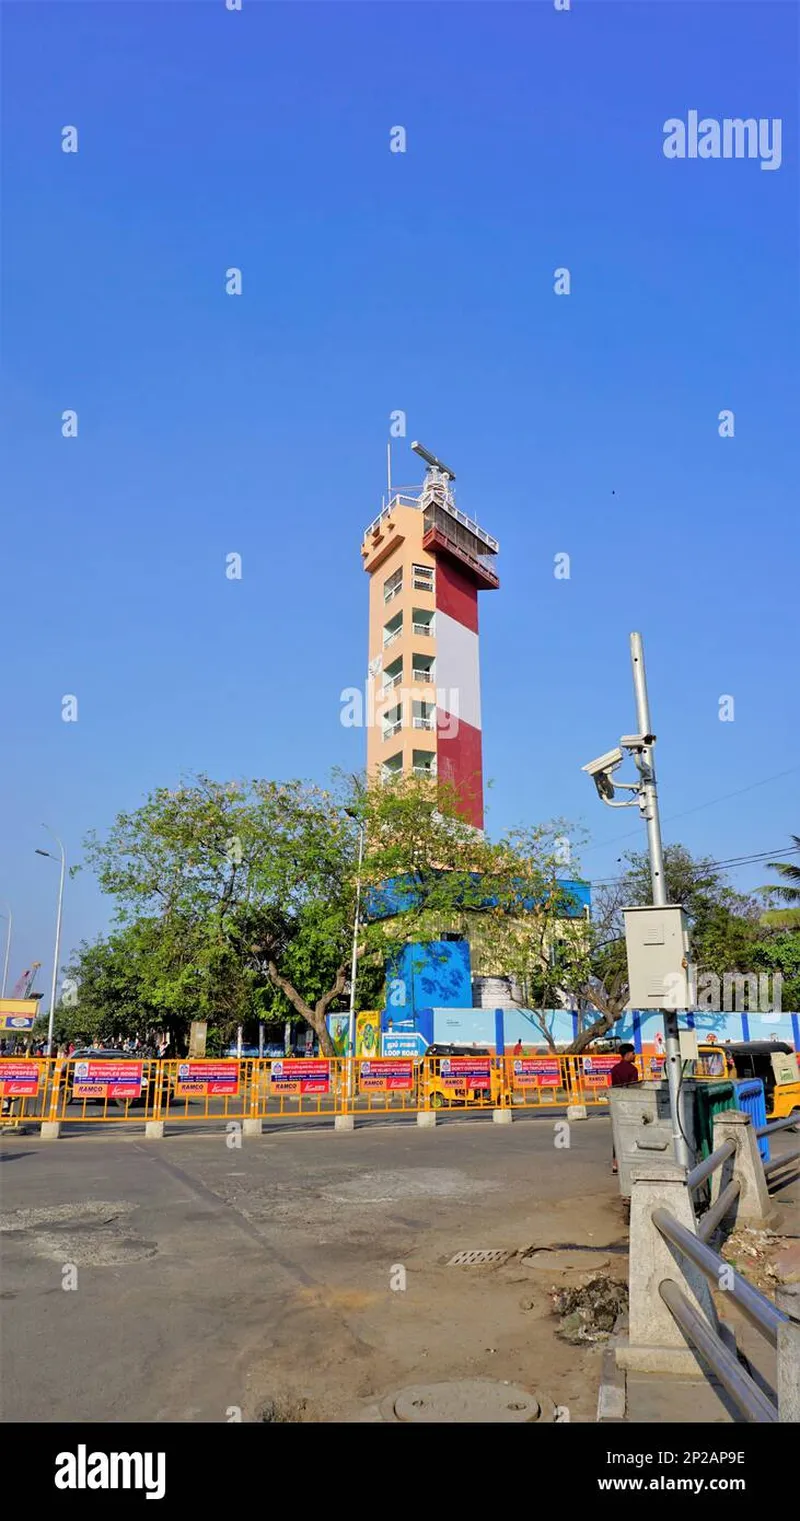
3, 1, 798, 996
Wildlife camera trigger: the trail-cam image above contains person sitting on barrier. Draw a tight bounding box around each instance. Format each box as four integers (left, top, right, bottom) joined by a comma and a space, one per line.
610, 1043, 640, 1175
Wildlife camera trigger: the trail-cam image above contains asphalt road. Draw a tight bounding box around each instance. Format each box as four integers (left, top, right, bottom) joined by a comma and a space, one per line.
0, 1112, 626, 1423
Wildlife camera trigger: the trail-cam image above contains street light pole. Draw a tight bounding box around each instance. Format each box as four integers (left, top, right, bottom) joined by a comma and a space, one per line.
347, 822, 365, 1074
0, 903, 11, 999
36, 828, 66, 1056
629, 633, 690, 1168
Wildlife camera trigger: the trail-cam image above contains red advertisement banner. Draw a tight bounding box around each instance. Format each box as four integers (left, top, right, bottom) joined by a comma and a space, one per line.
358, 1059, 414, 1092
438, 1056, 492, 1087
72, 1060, 143, 1099
511, 1057, 561, 1088
0, 1060, 42, 1096
175, 1061, 239, 1096
269, 1058, 331, 1095
581, 1055, 618, 1088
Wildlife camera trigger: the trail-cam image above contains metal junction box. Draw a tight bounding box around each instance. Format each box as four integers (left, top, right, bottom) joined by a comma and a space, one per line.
622, 903, 691, 1010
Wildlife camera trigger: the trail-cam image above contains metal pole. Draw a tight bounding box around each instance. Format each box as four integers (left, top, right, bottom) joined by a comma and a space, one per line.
629, 633, 690, 1168
347, 824, 365, 1097
42, 831, 66, 1057
1, 905, 11, 998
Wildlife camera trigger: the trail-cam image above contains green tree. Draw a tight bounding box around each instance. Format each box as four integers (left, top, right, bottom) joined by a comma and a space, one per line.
79, 771, 594, 1055
569, 844, 765, 1045
762, 836, 800, 923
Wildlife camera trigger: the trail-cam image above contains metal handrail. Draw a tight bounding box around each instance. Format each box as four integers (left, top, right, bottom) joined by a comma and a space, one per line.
412, 623, 433, 636
696, 1179, 741, 1242
364, 487, 500, 553
652, 1206, 788, 1346
756, 1114, 800, 1138
658, 1280, 779, 1422
764, 1147, 800, 1177
686, 1138, 737, 1191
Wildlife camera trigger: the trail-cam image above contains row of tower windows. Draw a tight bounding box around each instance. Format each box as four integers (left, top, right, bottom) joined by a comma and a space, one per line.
382, 699, 436, 741
383, 563, 435, 603
382, 654, 435, 690
381, 750, 437, 781
384, 609, 435, 647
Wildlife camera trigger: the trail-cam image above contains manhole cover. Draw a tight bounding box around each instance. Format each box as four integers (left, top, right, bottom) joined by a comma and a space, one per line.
391, 1380, 541, 1422
448, 1249, 512, 1266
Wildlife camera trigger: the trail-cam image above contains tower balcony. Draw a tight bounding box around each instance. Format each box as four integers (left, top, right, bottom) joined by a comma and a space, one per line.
362, 484, 499, 589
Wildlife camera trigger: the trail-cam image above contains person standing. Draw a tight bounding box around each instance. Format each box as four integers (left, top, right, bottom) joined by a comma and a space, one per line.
610, 1043, 640, 1174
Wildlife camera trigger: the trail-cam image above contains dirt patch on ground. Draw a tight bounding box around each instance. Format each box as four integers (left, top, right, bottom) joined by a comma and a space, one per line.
720, 1224, 799, 1296
240, 1196, 631, 1423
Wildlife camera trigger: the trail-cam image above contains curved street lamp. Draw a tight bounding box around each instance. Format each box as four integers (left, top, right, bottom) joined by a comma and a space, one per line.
35, 827, 66, 1056
0, 902, 11, 999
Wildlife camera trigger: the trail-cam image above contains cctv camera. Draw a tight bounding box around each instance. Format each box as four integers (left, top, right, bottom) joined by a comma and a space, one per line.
620, 733, 656, 749
594, 771, 616, 801
582, 747, 623, 778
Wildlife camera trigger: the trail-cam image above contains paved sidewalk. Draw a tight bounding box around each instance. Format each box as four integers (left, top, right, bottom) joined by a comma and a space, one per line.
622, 1136, 800, 1423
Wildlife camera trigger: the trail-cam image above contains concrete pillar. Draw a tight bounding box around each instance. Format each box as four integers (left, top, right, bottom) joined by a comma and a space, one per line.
145, 1120, 165, 1139
492, 1108, 512, 1125
711, 1111, 773, 1227
616, 1161, 719, 1375
417, 1110, 437, 1128
334, 1114, 354, 1132
566, 1104, 587, 1121
243, 1118, 262, 1137
777, 1283, 800, 1323
778, 1318, 800, 1422
40, 1121, 61, 1140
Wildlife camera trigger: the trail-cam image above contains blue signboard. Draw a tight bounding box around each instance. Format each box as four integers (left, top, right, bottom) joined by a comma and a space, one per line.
382, 1032, 428, 1057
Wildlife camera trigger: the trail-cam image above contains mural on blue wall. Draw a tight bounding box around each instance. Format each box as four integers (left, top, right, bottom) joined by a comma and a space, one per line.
386, 941, 472, 1016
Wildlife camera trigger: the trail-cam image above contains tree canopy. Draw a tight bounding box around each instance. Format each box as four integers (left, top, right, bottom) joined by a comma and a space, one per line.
62, 776, 800, 1055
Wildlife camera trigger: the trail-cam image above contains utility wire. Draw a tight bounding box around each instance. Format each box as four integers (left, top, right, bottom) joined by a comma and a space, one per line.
588, 845, 800, 889
581, 761, 800, 856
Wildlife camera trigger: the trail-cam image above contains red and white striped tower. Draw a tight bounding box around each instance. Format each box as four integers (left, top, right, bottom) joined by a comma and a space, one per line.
361, 445, 499, 830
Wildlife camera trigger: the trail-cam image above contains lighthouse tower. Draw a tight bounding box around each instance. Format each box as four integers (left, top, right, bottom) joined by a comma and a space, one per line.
360, 443, 499, 830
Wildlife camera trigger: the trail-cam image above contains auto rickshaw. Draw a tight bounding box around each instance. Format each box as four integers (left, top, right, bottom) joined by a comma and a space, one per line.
693, 1040, 800, 1122
419, 1044, 506, 1109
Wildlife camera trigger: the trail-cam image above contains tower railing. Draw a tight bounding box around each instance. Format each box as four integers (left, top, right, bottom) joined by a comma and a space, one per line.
364, 487, 499, 555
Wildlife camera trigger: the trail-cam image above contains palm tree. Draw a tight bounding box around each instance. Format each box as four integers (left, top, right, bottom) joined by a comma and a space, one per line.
766, 836, 800, 904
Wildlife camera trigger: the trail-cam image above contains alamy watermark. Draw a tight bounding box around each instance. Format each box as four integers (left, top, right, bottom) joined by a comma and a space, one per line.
663, 112, 782, 171
55, 1446, 165, 1500
664, 966, 783, 1013
340, 680, 459, 738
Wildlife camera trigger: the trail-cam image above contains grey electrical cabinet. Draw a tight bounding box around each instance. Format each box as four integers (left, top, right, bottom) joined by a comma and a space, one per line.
622, 904, 691, 1009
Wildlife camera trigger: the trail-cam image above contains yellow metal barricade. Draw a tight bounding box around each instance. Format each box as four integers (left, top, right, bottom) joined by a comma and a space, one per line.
0, 1049, 647, 1133
154, 1059, 250, 1124
418, 1054, 503, 1111
348, 1056, 420, 1115
49, 1056, 163, 1123
256, 1056, 341, 1120
0, 1057, 49, 1128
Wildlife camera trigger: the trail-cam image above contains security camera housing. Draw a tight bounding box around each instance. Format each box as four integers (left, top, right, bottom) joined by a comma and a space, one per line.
594, 771, 616, 801
620, 733, 656, 749
582, 747, 623, 778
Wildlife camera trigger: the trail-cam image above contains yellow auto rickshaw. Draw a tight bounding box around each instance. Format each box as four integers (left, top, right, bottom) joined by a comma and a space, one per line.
420, 1044, 506, 1110
693, 1041, 800, 1122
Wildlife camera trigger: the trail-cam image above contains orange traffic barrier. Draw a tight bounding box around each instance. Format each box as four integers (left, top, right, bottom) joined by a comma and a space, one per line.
0, 1050, 642, 1132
